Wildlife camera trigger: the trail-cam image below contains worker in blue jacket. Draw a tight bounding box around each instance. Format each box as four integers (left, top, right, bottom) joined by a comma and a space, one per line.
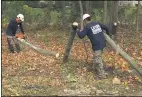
72, 14, 110, 79
6, 14, 25, 53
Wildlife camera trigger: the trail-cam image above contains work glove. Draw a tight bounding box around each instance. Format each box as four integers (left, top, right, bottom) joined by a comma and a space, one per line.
72, 22, 79, 31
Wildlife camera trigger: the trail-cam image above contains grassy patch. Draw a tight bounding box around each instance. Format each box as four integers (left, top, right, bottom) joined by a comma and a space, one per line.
2, 75, 62, 96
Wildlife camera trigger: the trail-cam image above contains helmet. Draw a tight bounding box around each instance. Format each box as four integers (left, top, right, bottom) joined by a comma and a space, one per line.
17, 14, 24, 21
72, 22, 78, 26
83, 14, 90, 20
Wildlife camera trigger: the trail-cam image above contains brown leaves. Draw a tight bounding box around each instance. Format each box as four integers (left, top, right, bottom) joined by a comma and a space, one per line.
140, 51, 142, 56
121, 75, 142, 87
2, 34, 62, 85
103, 50, 129, 72
2, 23, 8, 32
2, 29, 142, 96
112, 77, 121, 84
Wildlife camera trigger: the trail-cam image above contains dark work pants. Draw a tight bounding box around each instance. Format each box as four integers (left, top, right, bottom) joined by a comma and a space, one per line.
7, 36, 21, 53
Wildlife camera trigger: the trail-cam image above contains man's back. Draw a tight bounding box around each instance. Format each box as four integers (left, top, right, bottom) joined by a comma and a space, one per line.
86, 21, 106, 51
77, 21, 108, 51
6, 18, 24, 36
6, 18, 18, 36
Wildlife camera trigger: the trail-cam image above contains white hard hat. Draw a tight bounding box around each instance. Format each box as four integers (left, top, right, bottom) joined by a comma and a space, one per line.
17, 14, 24, 21
73, 22, 78, 26
83, 14, 90, 20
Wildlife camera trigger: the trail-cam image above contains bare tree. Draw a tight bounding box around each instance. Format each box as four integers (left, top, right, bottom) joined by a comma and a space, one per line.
61, 1, 66, 29
85, 1, 91, 14
103, 1, 107, 24
136, 1, 140, 32
109, 1, 119, 39
63, 1, 86, 63
79, 1, 84, 30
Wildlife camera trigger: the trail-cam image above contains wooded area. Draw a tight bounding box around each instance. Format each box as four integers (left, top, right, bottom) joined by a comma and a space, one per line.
2, 1, 142, 32
2, 1, 142, 96
63, 1, 142, 77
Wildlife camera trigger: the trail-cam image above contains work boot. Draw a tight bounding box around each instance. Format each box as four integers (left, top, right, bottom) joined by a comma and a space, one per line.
8, 45, 15, 53
93, 64, 108, 79
9, 50, 15, 53
98, 71, 108, 79
97, 67, 108, 79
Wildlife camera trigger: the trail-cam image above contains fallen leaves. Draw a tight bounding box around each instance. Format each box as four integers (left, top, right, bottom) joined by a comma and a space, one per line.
140, 51, 142, 56
121, 75, 142, 87
112, 77, 121, 85
103, 50, 129, 72
2, 29, 142, 96
121, 64, 128, 72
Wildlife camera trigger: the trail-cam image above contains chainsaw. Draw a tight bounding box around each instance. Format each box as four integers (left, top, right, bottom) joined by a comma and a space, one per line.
15, 32, 26, 39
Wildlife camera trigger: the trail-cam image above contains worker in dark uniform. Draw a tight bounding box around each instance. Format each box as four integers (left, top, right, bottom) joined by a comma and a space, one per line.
6, 14, 25, 53
72, 14, 110, 79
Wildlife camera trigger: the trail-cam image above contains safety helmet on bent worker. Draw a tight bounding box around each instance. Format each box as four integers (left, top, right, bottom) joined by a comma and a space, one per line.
83, 14, 91, 20
17, 14, 24, 22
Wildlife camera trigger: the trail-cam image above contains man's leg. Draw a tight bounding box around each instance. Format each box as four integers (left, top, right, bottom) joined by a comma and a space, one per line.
13, 37, 21, 53
93, 50, 107, 79
7, 37, 15, 53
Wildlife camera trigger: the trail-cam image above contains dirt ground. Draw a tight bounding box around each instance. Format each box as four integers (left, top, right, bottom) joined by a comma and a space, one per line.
2, 28, 142, 96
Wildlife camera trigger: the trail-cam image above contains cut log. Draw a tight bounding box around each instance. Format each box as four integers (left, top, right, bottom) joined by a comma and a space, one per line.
104, 33, 142, 77
17, 38, 59, 58
63, 1, 84, 63
63, 30, 76, 63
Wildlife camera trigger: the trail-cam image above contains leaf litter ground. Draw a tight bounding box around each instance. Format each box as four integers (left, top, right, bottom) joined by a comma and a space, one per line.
2, 28, 142, 96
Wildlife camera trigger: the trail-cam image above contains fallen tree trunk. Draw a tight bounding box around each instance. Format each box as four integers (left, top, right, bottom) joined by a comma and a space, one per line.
63, 30, 76, 63
17, 38, 60, 58
104, 33, 142, 77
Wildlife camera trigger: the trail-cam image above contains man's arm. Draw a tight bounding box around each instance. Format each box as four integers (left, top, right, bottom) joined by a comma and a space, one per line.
77, 26, 88, 39
98, 22, 110, 36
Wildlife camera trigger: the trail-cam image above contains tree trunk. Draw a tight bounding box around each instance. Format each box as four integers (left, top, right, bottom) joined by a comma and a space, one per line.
63, 30, 76, 63
103, 1, 107, 24
109, 1, 113, 36
2, 1, 6, 16
79, 1, 88, 62
63, 1, 86, 63
104, 33, 142, 77
61, 1, 66, 29
79, 1, 84, 30
85, 1, 90, 14
136, 1, 140, 32
90, 1, 92, 14
109, 1, 119, 39
17, 39, 60, 58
